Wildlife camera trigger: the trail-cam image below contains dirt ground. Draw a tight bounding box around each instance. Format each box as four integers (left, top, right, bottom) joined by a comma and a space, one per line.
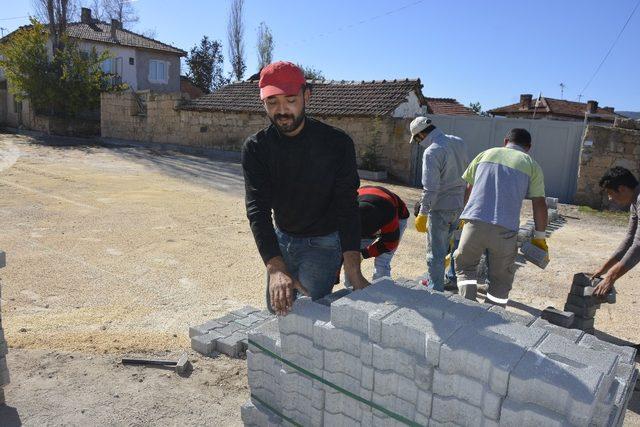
0, 131, 639, 425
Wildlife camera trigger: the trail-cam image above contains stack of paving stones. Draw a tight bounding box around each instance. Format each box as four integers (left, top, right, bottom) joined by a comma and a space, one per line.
190, 306, 274, 358
0, 251, 8, 405
565, 273, 616, 334
517, 196, 562, 248
241, 278, 638, 426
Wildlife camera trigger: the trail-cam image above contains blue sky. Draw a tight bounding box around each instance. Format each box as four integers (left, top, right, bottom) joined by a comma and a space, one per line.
2, 0, 639, 111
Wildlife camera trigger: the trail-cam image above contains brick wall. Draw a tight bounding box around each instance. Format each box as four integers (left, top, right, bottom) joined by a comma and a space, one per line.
101, 92, 415, 183
574, 118, 640, 208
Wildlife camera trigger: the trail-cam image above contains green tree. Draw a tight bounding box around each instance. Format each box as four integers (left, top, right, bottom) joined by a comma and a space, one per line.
297, 64, 325, 81
0, 19, 118, 117
186, 36, 228, 94
256, 22, 274, 70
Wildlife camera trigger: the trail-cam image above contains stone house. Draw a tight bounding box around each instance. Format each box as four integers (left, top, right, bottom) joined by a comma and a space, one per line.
488, 94, 622, 124
100, 79, 474, 183
0, 7, 186, 129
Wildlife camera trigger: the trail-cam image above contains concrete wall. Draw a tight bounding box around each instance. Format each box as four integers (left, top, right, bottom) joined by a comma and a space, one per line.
101, 91, 415, 183
574, 118, 640, 208
135, 50, 180, 92
392, 91, 422, 118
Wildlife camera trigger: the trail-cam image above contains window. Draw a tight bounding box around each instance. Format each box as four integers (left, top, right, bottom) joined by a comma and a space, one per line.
148, 59, 169, 84
129, 57, 134, 65
102, 57, 123, 76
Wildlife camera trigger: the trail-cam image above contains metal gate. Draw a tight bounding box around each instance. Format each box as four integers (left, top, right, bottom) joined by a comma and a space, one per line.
411, 115, 585, 203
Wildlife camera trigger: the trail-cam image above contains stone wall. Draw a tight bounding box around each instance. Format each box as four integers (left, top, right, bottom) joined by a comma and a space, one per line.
574, 118, 640, 208
100, 92, 415, 183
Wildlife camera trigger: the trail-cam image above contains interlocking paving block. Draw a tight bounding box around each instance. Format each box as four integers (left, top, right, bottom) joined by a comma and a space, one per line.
0, 251, 5, 268
572, 272, 594, 287
487, 305, 536, 326
431, 395, 498, 427
563, 302, 597, 318
372, 344, 417, 379
380, 306, 462, 363
433, 370, 502, 420
244, 398, 285, 427
570, 283, 595, 297
279, 297, 329, 338
247, 317, 280, 355
520, 241, 549, 269
566, 293, 601, 308
445, 294, 492, 325
508, 333, 618, 425
577, 333, 636, 366
217, 331, 247, 358
188, 320, 224, 338
233, 305, 260, 317
217, 312, 241, 323
316, 288, 352, 306
529, 318, 584, 343
439, 311, 547, 396
235, 313, 265, 328
191, 330, 224, 355
540, 307, 575, 327
499, 398, 567, 427
572, 316, 595, 330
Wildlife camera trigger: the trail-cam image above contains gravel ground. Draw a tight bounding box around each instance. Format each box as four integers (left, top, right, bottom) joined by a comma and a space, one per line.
0, 131, 639, 425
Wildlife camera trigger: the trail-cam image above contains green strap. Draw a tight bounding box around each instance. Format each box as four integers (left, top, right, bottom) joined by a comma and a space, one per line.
248, 339, 421, 427
251, 393, 304, 427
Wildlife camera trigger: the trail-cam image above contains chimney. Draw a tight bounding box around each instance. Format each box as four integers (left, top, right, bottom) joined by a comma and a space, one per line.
81, 7, 92, 24
110, 19, 121, 39
519, 94, 533, 110
586, 100, 598, 114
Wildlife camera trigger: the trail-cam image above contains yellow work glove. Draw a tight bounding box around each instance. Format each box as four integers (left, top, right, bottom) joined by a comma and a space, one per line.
457, 219, 465, 230
531, 231, 549, 261
415, 214, 428, 233
444, 253, 451, 270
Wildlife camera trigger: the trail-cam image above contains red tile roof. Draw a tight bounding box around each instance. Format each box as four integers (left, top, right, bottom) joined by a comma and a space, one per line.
180, 76, 205, 100
425, 98, 476, 115
488, 96, 620, 121
2, 21, 186, 56
181, 79, 425, 117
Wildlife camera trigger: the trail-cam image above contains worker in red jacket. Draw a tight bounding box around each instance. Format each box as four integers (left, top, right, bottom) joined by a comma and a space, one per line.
346, 186, 409, 283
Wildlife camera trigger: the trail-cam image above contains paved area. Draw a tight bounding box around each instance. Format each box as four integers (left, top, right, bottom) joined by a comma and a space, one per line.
1, 131, 640, 424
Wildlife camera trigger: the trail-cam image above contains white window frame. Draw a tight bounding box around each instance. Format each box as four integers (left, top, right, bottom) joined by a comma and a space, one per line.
148, 59, 170, 84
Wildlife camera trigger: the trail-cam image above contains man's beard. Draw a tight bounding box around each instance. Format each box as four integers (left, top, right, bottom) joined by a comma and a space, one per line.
270, 107, 306, 134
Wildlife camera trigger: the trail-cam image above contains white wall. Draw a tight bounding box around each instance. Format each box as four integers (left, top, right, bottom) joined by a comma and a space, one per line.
392, 91, 423, 118
79, 41, 138, 90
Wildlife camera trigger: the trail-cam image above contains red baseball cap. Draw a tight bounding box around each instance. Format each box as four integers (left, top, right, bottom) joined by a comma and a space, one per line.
259, 61, 306, 100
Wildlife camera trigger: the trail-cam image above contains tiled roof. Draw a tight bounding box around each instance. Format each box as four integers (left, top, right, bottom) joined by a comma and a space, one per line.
181, 79, 425, 117
425, 98, 476, 115
488, 96, 620, 120
2, 21, 186, 56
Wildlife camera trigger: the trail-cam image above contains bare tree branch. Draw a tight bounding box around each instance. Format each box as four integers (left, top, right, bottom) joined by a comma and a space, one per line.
256, 21, 274, 71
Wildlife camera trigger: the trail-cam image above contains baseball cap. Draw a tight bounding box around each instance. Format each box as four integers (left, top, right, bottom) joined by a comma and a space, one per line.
259, 61, 306, 100
409, 116, 433, 144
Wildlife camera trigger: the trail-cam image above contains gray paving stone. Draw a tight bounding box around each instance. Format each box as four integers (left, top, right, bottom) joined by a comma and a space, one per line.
217, 312, 241, 323
431, 395, 498, 427
233, 305, 260, 317
235, 313, 264, 328
529, 318, 584, 343
279, 297, 329, 338
546, 197, 558, 209
241, 399, 283, 427
372, 345, 416, 379
566, 293, 601, 308
216, 331, 247, 358
433, 370, 502, 420
540, 307, 575, 327
577, 333, 637, 371
520, 241, 549, 269
508, 333, 618, 425
331, 288, 400, 342
499, 398, 567, 427
247, 317, 280, 355
563, 302, 597, 318
190, 330, 224, 355
217, 322, 244, 337
487, 305, 536, 326
440, 311, 547, 396
316, 288, 352, 306
572, 272, 594, 288
188, 320, 224, 338
572, 315, 595, 330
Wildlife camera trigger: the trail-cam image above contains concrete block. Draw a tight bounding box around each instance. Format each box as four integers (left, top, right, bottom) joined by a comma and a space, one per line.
233, 305, 260, 317
499, 398, 567, 427
433, 370, 502, 420
235, 313, 264, 328
440, 312, 547, 396
566, 293, 601, 308
540, 307, 575, 327
279, 297, 329, 338
217, 322, 243, 337
241, 399, 283, 427
416, 389, 432, 417
372, 345, 416, 379
247, 318, 280, 356
520, 241, 549, 269
431, 395, 497, 427
548, 208, 559, 222
217, 313, 241, 323
217, 331, 247, 358
444, 294, 492, 325
415, 362, 434, 392
572, 272, 593, 288
392, 396, 417, 422
191, 330, 224, 355
188, 320, 224, 338
361, 365, 374, 390
546, 197, 558, 209
316, 288, 351, 306
373, 370, 398, 396
380, 307, 462, 363
529, 318, 584, 343
563, 302, 597, 318
397, 375, 418, 402
571, 316, 595, 330
508, 333, 618, 425
487, 305, 536, 326
577, 333, 636, 365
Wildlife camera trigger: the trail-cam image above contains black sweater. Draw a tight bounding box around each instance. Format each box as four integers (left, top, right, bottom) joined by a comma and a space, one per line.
241, 117, 361, 263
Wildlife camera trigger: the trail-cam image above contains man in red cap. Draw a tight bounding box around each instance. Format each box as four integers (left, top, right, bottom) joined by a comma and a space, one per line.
242, 61, 369, 315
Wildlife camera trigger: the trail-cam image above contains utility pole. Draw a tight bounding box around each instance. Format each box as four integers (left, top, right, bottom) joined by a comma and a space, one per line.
559, 83, 566, 100
0, 27, 7, 38
577, 94, 583, 102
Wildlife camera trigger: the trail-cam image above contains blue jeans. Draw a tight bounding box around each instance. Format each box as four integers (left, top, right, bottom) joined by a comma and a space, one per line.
265, 229, 342, 311
426, 209, 462, 291
346, 218, 408, 286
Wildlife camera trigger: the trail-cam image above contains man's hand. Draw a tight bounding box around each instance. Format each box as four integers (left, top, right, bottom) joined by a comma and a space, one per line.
343, 250, 370, 290
266, 257, 309, 316
593, 274, 615, 297
531, 230, 549, 262
457, 219, 466, 230
415, 214, 428, 233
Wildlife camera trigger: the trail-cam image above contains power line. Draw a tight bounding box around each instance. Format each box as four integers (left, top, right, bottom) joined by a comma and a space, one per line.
281, 0, 426, 47
0, 15, 30, 21
578, 0, 640, 100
